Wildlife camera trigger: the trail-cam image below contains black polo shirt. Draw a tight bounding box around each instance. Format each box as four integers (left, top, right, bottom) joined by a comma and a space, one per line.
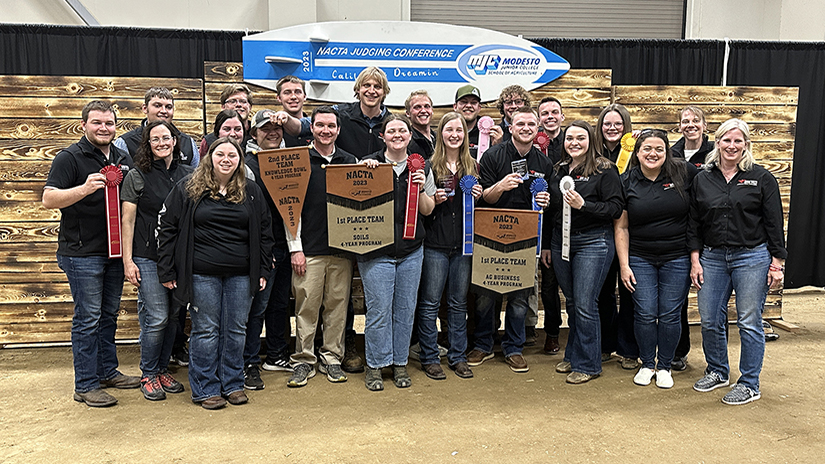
548, 162, 624, 232
479, 141, 552, 211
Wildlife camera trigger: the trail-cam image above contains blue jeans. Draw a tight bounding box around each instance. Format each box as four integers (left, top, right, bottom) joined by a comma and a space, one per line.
552, 228, 614, 376
189, 274, 252, 401
418, 248, 471, 365
57, 254, 125, 393
243, 247, 291, 365
358, 246, 424, 368
697, 244, 770, 392
629, 255, 691, 371
474, 292, 530, 357
134, 257, 178, 377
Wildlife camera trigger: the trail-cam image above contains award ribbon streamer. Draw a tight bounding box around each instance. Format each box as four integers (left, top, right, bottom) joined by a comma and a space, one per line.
531, 177, 548, 257
477, 116, 494, 162
533, 132, 550, 155
460, 175, 479, 256
559, 176, 575, 261
403, 153, 426, 240
616, 133, 636, 174
101, 165, 123, 258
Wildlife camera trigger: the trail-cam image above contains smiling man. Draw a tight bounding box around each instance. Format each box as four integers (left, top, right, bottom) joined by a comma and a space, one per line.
285, 106, 358, 387
115, 87, 199, 167
493, 85, 531, 146
43, 101, 138, 407
471, 107, 551, 374
333, 66, 391, 161
405, 90, 436, 159
276, 76, 313, 147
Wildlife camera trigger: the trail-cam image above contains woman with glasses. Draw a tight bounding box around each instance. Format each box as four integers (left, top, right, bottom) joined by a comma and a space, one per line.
594, 104, 639, 369
614, 129, 697, 389
121, 120, 194, 401
688, 119, 785, 405
549, 120, 624, 384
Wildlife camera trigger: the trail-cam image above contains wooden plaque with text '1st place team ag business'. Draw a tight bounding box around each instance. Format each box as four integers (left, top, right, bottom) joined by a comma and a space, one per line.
472, 208, 540, 295
257, 146, 311, 237
326, 163, 394, 255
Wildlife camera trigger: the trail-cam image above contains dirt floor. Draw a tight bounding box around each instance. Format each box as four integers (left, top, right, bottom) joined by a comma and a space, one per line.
2, 290, 824, 464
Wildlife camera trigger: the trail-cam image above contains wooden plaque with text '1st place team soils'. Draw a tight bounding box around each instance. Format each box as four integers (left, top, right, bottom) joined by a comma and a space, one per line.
326, 163, 394, 255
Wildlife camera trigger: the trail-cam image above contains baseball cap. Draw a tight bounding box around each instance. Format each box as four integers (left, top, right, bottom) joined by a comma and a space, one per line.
455, 85, 481, 102
252, 109, 278, 128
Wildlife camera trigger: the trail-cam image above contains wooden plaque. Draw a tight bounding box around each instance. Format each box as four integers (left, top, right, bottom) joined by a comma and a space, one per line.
326, 164, 395, 255
257, 146, 311, 237
472, 208, 540, 295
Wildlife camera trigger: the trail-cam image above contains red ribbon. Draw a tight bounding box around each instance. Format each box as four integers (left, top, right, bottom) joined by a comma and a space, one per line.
101, 165, 123, 258
403, 153, 425, 240
533, 132, 550, 155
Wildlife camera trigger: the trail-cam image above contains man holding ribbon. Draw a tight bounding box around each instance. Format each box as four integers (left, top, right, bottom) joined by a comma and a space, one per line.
468, 107, 551, 373
43, 101, 138, 407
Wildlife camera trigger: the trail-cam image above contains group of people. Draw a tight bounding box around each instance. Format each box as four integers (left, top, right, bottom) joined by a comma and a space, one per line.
43, 65, 785, 409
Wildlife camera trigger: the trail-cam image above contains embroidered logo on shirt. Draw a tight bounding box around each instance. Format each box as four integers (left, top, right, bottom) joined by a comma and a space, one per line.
662, 182, 675, 190
738, 179, 758, 186
574, 176, 589, 182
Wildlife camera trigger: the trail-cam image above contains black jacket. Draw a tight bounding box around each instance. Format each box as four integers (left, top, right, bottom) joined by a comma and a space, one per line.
334, 102, 389, 158
118, 119, 197, 166
244, 140, 288, 250
157, 176, 274, 307
408, 127, 436, 159
671, 135, 715, 168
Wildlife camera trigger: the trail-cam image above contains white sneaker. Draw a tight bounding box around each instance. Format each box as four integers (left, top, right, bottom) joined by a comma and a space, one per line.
634, 367, 655, 386
656, 369, 674, 389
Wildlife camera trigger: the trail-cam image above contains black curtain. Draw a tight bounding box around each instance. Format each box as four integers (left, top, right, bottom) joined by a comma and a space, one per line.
1, 27, 822, 287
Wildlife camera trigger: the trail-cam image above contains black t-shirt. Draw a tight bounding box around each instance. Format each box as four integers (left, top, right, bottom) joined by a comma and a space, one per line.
479, 141, 552, 211
192, 195, 250, 275
548, 163, 624, 232
622, 164, 697, 261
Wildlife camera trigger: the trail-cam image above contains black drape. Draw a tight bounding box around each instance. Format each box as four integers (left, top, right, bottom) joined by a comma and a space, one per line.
1, 27, 823, 287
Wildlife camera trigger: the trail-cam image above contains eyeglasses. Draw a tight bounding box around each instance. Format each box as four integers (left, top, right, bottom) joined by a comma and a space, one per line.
225, 98, 249, 105
149, 135, 174, 145
639, 145, 666, 154
503, 99, 525, 107
602, 121, 624, 129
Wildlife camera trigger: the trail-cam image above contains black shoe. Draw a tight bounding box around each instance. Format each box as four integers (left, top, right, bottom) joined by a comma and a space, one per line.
671, 356, 688, 372
74, 389, 118, 407
140, 375, 166, 401
243, 364, 265, 390
342, 332, 365, 373
170, 346, 189, 367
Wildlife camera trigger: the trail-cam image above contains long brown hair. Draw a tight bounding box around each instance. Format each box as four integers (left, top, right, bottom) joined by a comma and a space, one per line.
135, 120, 180, 173
556, 120, 613, 177
185, 137, 247, 203
594, 103, 633, 154
430, 112, 478, 181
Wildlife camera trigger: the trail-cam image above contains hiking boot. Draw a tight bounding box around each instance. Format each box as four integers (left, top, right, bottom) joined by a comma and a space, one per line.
722, 384, 761, 405
566, 371, 599, 384
365, 367, 384, 391
505, 354, 529, 373
693, 371, 729, 392
140, 375, 166, 401
74, 388, 118, 407
100, 373, 140, 389
197, 396, 226, 410
319, 363, 348, 383
422, 363, 446, 380
157, 372, 184, 393
243, 364, 265, 391
466, 349, 493, 366
262, 356, 293, 372
392, 365, 412, 388
449, 362, 474, 379
226, 390, 248, 405
170, 346, 189, 367
342, 332, 365, 373
287, 363, 316, 388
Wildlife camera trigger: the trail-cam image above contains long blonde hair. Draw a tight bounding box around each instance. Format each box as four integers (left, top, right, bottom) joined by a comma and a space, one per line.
704, 118, 755, 171
186, 137, 247, 203
430, 112, 478, 181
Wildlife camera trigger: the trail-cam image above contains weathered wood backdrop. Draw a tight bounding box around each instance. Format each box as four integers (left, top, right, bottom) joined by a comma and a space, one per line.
0, 62, 795, 345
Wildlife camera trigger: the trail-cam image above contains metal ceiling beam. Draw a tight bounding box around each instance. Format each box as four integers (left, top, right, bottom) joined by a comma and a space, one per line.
64, 0, 100, 26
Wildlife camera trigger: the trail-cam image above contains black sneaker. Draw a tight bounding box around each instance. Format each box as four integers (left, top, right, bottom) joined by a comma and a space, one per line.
671, 356, 688, 372
262, 356, 293, 372
170, 346, 189, 367
140, 375, 166, 401
243, 364, 265, 390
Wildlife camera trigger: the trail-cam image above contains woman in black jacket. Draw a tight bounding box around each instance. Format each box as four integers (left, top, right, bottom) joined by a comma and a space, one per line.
158, 137, 273, 409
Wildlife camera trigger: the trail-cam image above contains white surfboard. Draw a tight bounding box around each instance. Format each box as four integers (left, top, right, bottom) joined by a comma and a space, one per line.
243, 21, 570, 106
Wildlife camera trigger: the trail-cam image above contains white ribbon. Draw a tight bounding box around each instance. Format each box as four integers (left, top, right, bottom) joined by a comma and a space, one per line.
559, 176, 575, 262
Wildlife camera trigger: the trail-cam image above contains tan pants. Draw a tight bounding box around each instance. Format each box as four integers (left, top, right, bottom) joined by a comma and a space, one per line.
290, 255, 352, 366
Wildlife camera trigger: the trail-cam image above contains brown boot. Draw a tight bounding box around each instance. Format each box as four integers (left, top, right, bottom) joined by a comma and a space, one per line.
341, 331, 365, 373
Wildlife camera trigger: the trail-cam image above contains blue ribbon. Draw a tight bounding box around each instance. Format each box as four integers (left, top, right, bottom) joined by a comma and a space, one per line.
460, 175, 479, 256
531, 178, 548, 257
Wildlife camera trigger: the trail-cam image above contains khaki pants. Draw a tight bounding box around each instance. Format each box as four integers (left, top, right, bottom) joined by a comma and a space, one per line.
290, 255, 352, 366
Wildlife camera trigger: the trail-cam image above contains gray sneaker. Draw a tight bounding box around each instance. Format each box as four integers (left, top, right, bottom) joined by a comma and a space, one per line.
722, 383, 761, 405
287, 363, 316, 388
693, 371, 730, 392
318, 363, 348, 383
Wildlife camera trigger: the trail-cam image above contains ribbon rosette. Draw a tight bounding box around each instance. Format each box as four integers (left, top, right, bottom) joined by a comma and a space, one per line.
533, 132, 550, 155
101, 165, 124, 258
616, 133, 636, 174
477, 116, 495, 162
530, 177, 548, 257
460, 175, 479, 256
403, 153, 426, 240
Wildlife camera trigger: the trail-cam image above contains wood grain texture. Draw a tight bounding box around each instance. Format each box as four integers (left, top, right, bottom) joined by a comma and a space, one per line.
614, 85, 798, 105
0, 97, 203, 120
0, 119, 202, 141
0, 221, 59, 242
0, 75, 203, 100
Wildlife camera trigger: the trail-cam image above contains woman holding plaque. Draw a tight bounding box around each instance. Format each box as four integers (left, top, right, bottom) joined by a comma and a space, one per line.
417, 112, 483, 380
158, 137, 274, 409
614, 129, 696, 389
594, 103, 639, 369
359, 114, 436, 391
548, 120, 624, 384
121, 120, 193, 401
688, 119, 785, 405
